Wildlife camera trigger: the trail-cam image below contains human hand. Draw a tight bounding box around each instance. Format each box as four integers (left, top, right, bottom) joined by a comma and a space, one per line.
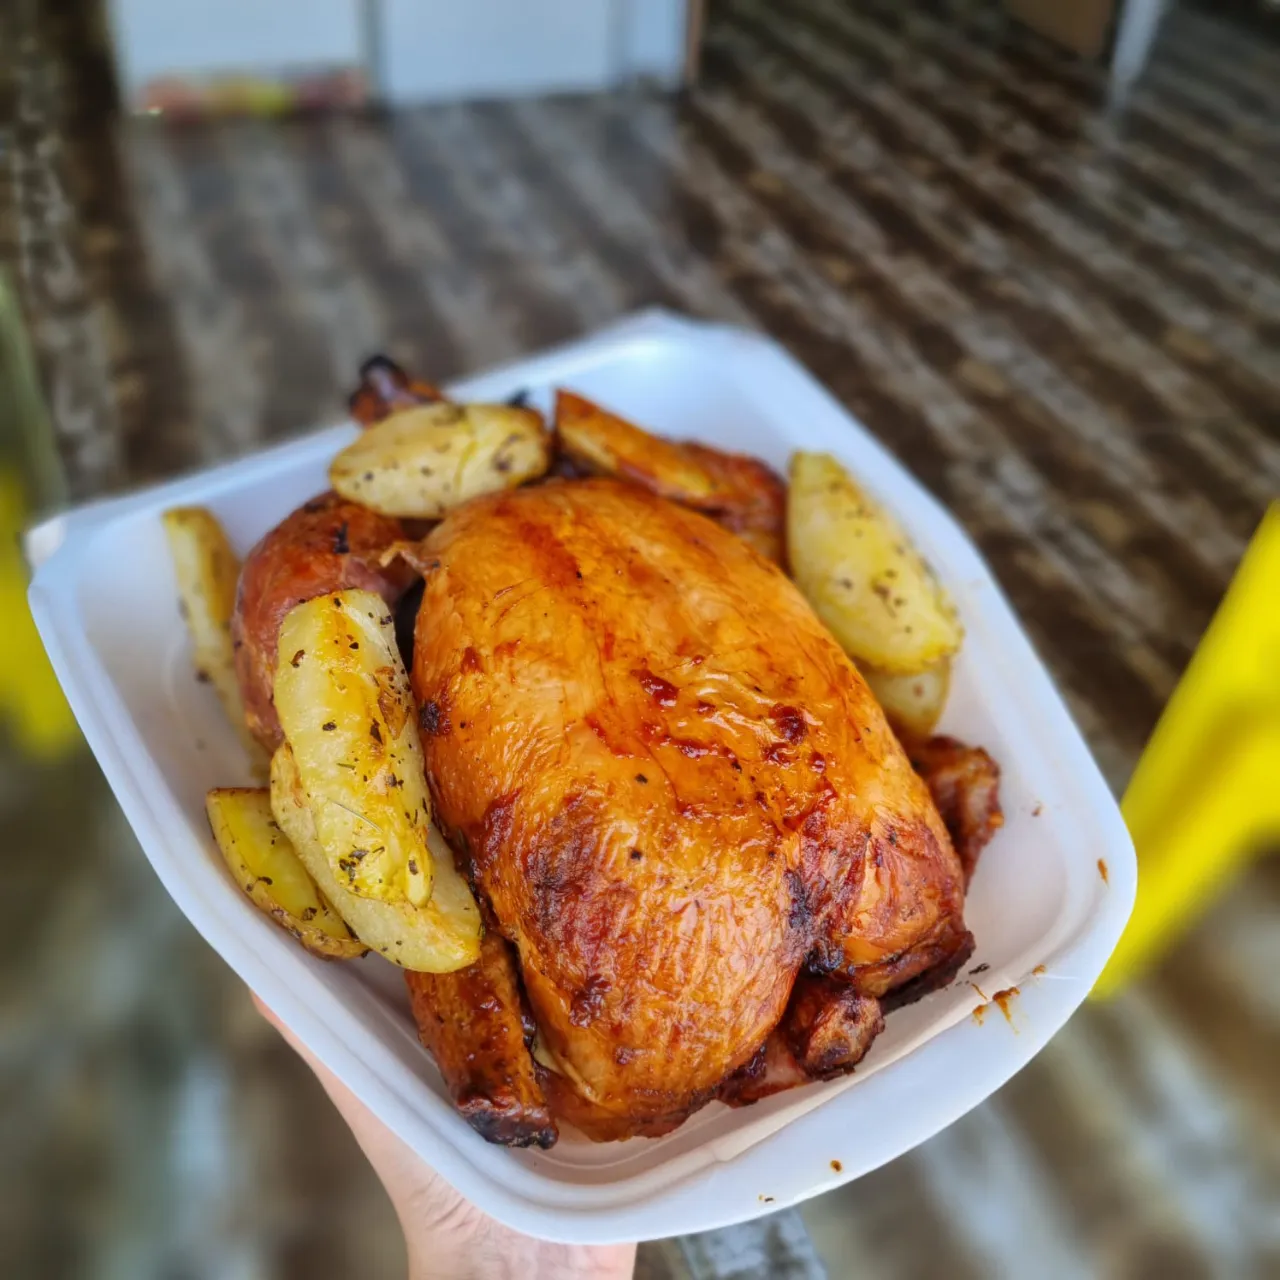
253, 996, 636, 1280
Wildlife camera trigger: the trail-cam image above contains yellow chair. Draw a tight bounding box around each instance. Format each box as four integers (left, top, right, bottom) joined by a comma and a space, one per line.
1094, 501, 1280, 997
0, 472, 79, 758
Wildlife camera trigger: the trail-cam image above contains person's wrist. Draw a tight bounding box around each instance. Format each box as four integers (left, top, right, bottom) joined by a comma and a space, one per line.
404, 1225, 635, 1280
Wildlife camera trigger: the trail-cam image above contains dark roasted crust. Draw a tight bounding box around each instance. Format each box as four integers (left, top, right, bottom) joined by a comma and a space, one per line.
907, 735, 1004, 886
680, 441, 787, 565
231, 492, 414, 750
782, 976, 884, 1078
348, 354, 443, 426
405, 934, 558, 1150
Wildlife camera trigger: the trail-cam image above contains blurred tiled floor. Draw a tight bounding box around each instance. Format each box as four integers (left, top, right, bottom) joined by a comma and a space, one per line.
3, 1, 1280, 1277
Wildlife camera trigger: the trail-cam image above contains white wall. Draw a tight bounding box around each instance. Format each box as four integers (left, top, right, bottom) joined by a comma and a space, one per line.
620, 0, 687, 86
380, 0, 617, 103
108, 0, 691, 108
109, 0, 363, 96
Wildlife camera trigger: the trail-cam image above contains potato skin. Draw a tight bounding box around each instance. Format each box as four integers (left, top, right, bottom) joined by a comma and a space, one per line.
206, 786, 365, 960
232, 493, 414, 751
162, 506, 264, 763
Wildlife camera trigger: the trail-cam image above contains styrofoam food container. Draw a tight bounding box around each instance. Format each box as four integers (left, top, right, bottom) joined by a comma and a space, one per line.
28, 310, 1135, 1244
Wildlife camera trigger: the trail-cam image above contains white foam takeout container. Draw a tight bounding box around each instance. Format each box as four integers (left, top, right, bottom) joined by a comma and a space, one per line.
28, 310, 1135, 1243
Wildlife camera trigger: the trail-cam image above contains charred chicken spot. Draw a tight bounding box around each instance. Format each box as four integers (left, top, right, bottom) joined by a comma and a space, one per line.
784, 868, 812, 934
809, 751, 826, 773
332, 522, 350, 555
634, 668, 678, 707
630, 848, 643, 861
763, 741, 793, 765
419, 700, 450, 737
460, 646, 482, 675
695, 699, 715, 716
569, 975, 610, 1028
302, 498, 327, 514
770, 704, 808, 743
614, 1046, 637, 1066
635, 773, 648, 785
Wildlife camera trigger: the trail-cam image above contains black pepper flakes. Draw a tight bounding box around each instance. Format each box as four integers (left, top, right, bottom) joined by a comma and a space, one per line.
322, 721, 337, 732
291, 649, 305, 667
333, 522, 350, 555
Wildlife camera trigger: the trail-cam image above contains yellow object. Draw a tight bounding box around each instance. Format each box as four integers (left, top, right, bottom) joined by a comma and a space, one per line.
0, 470, 79, 758
1093, 501, 1280, 997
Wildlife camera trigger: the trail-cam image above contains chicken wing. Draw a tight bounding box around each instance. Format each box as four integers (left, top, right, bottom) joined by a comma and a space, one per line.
554, 390, 786, 563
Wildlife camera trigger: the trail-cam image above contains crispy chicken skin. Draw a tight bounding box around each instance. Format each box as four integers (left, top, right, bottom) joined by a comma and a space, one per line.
410, 478, 969, 1139
555, 391, 787, 564
232, 492, 414, 750
405, 934, 557, 1148
906, 736, 1004, 887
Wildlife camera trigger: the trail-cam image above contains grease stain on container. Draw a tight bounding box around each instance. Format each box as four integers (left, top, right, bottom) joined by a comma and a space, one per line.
1032, 964, 1046, 977
992, 986, 1020, 1027
830, 1159, 843, 1173
1097, 858, 1109, 883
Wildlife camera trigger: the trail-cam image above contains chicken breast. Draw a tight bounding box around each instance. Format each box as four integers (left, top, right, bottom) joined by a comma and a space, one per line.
411, 479, 970, 1139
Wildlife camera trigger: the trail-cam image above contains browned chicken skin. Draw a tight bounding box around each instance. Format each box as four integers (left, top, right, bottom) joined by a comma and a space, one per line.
405, 934, 557, 1148
905, 736, 1003, 887
410, 478, 970, 1140
232, 492, 414, 750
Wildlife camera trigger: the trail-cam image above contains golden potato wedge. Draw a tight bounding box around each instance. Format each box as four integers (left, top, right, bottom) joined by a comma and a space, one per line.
206, 787, 365, 960
162, 507, 265, 766
859, 658, 952, 739
274, 589, 434, 907
555, 390, 724, 505
787, 452, 963, 673
271, 745, 481, 972
330, 402, 550, 518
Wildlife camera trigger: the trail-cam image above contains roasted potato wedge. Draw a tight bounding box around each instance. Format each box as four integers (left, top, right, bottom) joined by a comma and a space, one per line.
330, 402, 550, 519
555, 390, 724, 505
274, 589, 435, 907
859, 658, 951, 739
787, 452, 963, 673
271, 745, 481, 972
206, 787, 365, 959
163, 507, 264, 764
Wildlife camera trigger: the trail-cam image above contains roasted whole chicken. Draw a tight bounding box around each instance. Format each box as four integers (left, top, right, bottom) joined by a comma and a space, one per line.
405, 479, 975, 1142
214, 363, 1001, 1148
